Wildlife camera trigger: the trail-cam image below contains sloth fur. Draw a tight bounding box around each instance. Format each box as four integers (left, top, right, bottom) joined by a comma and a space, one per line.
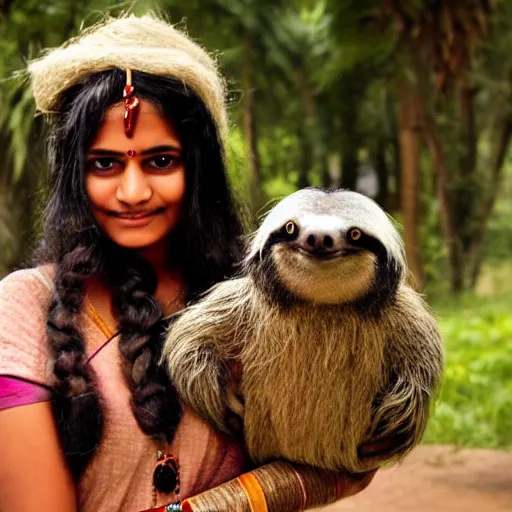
162, 188, 444, 473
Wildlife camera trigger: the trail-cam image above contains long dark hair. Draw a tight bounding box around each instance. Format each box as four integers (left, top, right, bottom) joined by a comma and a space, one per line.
35, 69, 245, 478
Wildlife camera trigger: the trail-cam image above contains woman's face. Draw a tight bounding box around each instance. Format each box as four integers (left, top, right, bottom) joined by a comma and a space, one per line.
85, 99, 186, 250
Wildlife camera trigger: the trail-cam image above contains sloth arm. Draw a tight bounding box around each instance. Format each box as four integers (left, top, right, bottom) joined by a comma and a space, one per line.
361, 287, 444, 463
162, 277, 252, 433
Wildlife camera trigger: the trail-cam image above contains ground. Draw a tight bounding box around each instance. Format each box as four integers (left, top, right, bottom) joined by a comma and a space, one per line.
319, 445, 512, 512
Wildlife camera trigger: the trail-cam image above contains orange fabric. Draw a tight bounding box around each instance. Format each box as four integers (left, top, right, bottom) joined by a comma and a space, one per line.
238, 473, 268, 512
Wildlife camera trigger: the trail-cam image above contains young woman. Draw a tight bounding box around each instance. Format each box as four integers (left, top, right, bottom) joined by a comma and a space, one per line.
0, 16, 376, 511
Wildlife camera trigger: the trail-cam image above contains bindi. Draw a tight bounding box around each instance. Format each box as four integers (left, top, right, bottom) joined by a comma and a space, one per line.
127, 149, 137, 157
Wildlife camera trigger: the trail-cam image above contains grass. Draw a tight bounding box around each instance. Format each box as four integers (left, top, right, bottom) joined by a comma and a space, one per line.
422, 289, 512, 449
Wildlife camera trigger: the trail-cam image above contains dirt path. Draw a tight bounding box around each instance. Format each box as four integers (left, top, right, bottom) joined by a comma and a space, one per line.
319, 445, 512, 512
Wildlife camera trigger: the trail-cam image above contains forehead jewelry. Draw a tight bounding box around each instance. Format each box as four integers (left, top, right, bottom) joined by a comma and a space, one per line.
124, 68, 140, 138
127, 149, 137, 157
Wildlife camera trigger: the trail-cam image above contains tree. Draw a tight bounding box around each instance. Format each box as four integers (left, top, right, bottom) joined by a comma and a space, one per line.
382, 0, 498, 292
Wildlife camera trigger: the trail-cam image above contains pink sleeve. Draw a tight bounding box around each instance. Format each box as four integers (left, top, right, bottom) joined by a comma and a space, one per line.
0, 268, 54, 387
0, 376, 51, 410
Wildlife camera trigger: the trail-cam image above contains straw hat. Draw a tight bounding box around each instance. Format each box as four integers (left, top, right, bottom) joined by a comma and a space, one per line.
28, 15, 228, 142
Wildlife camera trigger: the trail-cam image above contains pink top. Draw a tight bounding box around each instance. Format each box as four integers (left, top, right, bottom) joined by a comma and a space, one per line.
0, 267, 247, 511
0, 376, 51, 409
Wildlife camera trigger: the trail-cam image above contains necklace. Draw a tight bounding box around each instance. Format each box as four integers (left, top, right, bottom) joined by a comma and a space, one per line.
85, 296, 115, 338
85, 291, 183, 509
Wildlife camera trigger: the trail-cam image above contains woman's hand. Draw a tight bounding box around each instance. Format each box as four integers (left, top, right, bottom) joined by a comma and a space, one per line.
0, 402, 77, 511
357, 433, 398, 469
141, 462, 377, 512
335, 467, 377, 499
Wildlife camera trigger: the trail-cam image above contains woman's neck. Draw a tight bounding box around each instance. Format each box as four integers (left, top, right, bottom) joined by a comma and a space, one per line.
136, 240, 169, 276
137, 243, 185, 314
86, 242, 185, 324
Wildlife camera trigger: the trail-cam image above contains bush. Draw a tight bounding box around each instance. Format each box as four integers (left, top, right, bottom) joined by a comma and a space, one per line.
423, 293, 512, 449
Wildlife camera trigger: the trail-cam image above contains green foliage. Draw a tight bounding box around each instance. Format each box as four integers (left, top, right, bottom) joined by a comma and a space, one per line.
0, 0, 510, 450
226, 127, 251, 202
423, 293, 512, 449
480, 197, 512, 264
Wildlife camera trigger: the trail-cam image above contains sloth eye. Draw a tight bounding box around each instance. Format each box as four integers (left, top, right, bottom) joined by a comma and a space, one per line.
285, 221, 296, 234
348, 228, 362, 241
281, 221, 298, 238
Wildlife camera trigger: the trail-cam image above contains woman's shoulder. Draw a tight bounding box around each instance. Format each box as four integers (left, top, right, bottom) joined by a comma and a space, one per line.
0, 264, 55, 298
0, 265, 55, 386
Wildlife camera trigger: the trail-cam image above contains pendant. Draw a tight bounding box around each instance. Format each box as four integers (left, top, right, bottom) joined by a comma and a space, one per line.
153, 452, 180, 494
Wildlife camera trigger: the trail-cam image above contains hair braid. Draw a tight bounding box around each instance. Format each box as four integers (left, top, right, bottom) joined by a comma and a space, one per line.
34, 69, 244, 475
47, 245, 103, 479
107, 249, 182, 441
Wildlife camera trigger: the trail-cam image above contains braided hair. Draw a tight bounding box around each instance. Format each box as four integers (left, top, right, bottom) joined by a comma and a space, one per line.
35, 69, 244, 478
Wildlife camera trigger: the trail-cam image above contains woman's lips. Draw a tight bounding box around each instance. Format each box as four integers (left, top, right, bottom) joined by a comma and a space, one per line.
116, 211, 156, 219
107, 207, 166, 226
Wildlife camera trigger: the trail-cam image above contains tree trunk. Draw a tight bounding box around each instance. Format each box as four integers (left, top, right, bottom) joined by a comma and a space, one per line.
386, 134, 401, 212
327, 153, 341, 187
0, 129, 41, 274
339, 105, 360, 191
0, 171, 38, 274
340, 149, 358, 191
422, 114, 464, 293
321, 158, 331, 188
458, 77, 478, 177
242, 36, 263, 210
0, 0, 12, 15
398, 81, 424, 290
375, 139, 389, 209
298, 69, 316, 189
457, 76, 478, 251
468, 112, 512, 286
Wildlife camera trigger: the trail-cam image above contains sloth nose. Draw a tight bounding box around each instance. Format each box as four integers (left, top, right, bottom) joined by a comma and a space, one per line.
307, 233, 333, 250
299, 229, 341, 255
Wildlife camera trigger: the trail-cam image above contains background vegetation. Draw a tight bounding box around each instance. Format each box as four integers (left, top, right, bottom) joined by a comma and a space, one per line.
1, 0, 510, 449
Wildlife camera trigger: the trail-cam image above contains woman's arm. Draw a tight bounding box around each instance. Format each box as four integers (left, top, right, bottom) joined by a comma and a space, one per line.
183, 461, 375, 512
0, 401, 77, 511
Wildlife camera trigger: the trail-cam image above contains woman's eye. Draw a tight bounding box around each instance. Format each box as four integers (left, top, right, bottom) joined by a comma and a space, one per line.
148, 155, 178, 170
90, 158, 116, 171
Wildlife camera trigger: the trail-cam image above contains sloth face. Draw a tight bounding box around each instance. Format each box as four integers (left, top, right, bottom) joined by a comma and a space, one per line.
269, 219, 383, 304
246, 188, 405, 307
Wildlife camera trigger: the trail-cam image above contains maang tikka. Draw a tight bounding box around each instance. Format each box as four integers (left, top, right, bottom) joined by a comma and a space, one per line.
124, 68, 140, 137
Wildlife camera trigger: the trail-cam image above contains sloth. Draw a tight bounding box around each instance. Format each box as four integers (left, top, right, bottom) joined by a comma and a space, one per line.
162, 188, 444, 473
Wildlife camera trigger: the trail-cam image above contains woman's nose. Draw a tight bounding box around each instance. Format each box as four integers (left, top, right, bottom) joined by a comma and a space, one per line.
116, 161, 152, 205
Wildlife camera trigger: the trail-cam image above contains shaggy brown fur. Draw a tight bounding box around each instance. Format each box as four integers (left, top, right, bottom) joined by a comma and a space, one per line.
162, 189, 444, 473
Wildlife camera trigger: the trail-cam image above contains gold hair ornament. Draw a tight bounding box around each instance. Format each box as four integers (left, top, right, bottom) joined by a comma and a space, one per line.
123, 69, 139, 137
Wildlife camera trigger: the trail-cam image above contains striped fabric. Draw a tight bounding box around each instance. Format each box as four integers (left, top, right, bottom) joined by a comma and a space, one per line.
238, 473, 268, 512
142, 460, 344, 512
